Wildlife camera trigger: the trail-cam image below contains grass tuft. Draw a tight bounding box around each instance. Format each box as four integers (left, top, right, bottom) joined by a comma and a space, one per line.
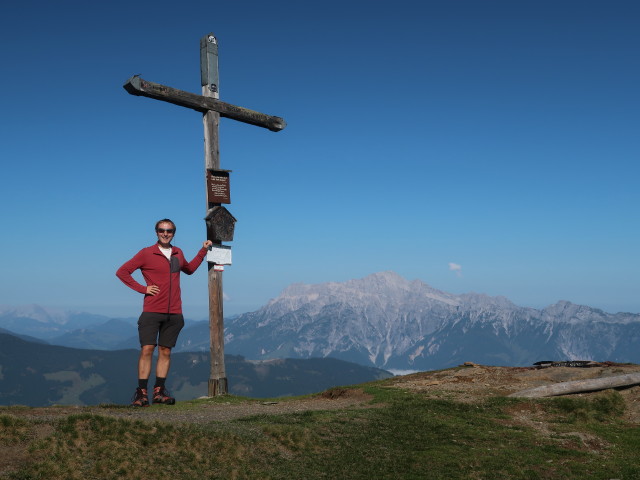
547, 390, 626, 423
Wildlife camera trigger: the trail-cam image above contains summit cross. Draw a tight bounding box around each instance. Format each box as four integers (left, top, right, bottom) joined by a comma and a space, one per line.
124, 33, 286, 396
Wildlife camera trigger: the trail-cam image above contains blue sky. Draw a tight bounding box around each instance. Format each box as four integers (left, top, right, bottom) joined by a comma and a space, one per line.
1, 0, 638, 318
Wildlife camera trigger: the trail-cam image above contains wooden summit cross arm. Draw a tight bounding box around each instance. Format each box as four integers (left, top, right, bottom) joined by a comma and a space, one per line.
123, 75, 286, 132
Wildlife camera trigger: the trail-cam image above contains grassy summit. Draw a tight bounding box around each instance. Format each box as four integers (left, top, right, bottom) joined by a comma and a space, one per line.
1, 366, 639, 479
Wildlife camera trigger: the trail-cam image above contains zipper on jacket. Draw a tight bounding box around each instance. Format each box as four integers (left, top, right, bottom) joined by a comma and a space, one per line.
167, 254, 172, 314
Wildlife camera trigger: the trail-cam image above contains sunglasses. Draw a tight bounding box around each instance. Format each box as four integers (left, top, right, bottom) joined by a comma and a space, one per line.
156, 228, 175, 234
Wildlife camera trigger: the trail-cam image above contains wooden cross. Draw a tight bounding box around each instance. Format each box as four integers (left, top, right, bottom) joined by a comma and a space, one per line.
124, 33, 286, 396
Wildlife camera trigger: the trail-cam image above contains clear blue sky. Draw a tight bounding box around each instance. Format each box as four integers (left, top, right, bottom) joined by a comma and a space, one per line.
1, 0, 638, 318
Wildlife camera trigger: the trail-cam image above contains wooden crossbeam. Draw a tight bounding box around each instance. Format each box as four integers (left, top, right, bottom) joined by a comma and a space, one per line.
124, 75, 286, 132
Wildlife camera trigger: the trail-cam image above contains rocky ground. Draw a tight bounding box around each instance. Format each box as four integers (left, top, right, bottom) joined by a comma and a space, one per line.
386, 362, 640, 424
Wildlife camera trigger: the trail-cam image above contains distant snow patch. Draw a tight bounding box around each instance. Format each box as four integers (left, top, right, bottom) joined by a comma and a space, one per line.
388, 369, 420, 376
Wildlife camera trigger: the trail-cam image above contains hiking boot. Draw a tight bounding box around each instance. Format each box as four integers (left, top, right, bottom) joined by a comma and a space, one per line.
131, 387, 149, 407
152, 386, 176, 405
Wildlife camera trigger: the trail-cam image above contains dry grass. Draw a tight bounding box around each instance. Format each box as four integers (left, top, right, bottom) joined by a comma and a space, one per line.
2, 365, 640, 479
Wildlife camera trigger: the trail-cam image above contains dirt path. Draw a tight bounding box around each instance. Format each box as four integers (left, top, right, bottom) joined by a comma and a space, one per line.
1, 388, 376, 425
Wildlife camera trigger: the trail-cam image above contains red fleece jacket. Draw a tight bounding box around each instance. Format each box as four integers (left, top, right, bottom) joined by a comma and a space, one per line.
116, 244, 208, 314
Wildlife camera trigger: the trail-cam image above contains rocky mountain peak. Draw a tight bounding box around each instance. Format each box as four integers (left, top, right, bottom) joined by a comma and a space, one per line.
225, 272, 640, 371
270, 271, 459, 312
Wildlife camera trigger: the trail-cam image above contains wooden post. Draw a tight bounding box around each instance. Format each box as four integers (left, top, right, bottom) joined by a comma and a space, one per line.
202, 33, 228, 396
509, 372, 640, 398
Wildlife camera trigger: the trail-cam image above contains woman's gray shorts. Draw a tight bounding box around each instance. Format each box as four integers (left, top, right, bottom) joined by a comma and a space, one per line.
138, 312, 185, 348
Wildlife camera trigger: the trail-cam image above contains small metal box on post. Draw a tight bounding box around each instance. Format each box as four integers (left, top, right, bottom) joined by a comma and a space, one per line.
205, 206, 236, 242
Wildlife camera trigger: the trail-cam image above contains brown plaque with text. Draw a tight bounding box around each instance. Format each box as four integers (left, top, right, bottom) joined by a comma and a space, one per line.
207, 169, 231, 204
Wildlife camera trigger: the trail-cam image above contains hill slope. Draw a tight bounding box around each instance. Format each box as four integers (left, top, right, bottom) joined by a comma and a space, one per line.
0, 333, 391, 407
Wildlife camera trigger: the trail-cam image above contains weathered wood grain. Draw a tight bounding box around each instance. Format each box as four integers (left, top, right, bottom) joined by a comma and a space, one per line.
508, 373, 640, 398
124, 75, 286, 132
201, 34, 228, 396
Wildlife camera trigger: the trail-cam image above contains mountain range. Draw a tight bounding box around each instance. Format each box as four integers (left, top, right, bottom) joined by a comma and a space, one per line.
219, 272, 640, 371
2, 272, 639, 374
0, 305, 176, 350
